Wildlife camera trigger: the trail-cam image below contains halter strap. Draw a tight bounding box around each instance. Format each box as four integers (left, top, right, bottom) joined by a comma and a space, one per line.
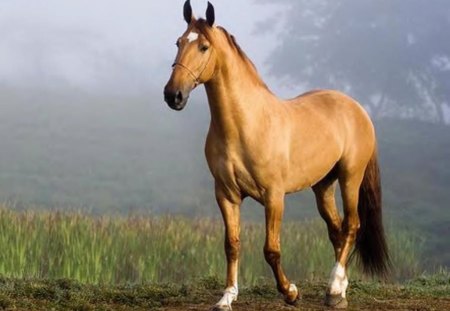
172, 50, 213, 88
172, 62, 199, 86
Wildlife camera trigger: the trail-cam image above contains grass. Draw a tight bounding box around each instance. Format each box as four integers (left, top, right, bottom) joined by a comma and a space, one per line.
0, 207, 447, 310
0, 207, 424, 286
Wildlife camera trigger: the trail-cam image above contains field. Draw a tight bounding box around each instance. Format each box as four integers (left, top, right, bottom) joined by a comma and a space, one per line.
0, 208, 424, 284
0, 208, 448, 309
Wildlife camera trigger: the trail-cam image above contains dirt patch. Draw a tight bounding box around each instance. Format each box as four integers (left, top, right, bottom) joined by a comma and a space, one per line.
160, 292, 450, 311
0, 277, 448, 310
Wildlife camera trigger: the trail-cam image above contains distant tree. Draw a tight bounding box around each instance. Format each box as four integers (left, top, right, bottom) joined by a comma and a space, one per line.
256, 0, 450, 123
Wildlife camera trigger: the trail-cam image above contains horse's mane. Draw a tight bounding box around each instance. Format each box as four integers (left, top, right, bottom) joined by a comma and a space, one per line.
195, 19, 268, 89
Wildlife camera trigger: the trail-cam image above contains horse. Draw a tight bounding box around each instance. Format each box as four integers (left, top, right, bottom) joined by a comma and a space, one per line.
164, 1, 390, 310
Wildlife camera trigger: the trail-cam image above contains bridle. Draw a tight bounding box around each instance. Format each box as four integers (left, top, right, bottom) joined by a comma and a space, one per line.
171, 62, 199, 86
172, 48, 213, 88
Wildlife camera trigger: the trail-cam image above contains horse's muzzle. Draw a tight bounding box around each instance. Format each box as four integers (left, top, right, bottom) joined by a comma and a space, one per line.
164, 86, 189, 111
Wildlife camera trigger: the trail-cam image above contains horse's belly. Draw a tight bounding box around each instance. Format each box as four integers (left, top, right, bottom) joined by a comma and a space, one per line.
285, 146, 341, 193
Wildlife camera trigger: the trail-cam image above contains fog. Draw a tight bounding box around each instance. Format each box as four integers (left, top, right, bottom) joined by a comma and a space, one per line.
0, 0, 283, 94
0, 1, 449, 266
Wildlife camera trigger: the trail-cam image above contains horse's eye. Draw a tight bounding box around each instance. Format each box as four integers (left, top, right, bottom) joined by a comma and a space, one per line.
176, 40, 181, 48
199, 45, 209, 53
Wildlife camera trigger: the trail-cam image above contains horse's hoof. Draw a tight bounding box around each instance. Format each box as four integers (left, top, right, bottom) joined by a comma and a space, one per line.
211, 305, 232, 311
284, 284, 301, 306
285, 297, 300, 307
324, 293, 348, 309
285, 293, 301, 306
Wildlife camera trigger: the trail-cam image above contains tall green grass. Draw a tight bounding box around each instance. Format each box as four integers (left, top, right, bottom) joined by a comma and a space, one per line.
0, 208, 422, 285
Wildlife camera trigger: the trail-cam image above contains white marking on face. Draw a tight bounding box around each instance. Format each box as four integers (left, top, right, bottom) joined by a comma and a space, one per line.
187, 31, 199, 43
328, 262, 348, 298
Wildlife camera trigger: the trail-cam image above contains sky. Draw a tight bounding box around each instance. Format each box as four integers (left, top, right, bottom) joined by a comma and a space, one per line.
0, 0, 288, 95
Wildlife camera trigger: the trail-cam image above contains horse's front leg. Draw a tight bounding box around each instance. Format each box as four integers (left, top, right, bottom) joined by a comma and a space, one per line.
264, 191, 299, 305
213, 187, 241, 311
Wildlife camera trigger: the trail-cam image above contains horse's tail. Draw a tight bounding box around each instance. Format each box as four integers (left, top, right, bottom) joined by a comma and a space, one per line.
354, 148, 391, 277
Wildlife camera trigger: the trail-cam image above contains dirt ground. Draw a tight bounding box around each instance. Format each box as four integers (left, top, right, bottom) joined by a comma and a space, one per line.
1, 278, 449, 310
157, 280, 450, 311
159, 294, 450, 311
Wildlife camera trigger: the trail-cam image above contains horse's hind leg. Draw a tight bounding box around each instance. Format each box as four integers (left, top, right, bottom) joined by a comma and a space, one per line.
313, 177, 347, 309
324, 168, 365, 309
312, 171, 342, 260
263, 191, 299, 305
213, 187, 241, 311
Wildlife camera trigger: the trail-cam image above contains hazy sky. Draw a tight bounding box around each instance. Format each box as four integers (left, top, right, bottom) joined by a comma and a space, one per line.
0, 0, 287, 95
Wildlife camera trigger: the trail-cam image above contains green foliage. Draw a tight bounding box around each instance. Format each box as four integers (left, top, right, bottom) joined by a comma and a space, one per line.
0, 207, 423, 285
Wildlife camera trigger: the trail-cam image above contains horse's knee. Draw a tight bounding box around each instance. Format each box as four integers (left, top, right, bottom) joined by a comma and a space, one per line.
264, 247, 281, 266
225, 237, 240, 261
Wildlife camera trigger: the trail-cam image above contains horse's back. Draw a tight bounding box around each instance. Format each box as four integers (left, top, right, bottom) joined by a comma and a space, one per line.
289, 89, 375, 146
292, 89, 369, 118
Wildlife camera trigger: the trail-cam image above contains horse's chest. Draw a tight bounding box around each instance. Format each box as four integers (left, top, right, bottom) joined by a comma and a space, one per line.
209, 152, 262, 200
233, 161, 260, 197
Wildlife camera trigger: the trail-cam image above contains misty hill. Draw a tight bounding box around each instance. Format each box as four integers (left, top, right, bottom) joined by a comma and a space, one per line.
0, 87, 448, 266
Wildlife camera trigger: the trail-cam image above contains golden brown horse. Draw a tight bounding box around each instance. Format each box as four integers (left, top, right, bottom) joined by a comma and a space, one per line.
164, 1, 390, 310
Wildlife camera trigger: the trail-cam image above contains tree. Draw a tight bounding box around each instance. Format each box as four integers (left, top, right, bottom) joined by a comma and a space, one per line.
256, 0, 450, 123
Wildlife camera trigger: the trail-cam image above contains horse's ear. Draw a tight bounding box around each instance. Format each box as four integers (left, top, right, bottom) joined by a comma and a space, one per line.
206, 2, 215, 27
184, 0, 193, 24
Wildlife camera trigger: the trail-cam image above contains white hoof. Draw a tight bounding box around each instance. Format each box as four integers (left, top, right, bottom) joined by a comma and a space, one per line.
325, 293, 348, 309
328, 263, 348, 298
285, 283, 300, 305
213, 286, 237, 311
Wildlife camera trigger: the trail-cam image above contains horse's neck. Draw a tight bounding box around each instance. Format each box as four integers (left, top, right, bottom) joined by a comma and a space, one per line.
204, 57, 275, 140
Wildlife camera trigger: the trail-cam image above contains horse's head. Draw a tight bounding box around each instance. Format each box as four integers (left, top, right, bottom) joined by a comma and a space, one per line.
164, 1, 218, 111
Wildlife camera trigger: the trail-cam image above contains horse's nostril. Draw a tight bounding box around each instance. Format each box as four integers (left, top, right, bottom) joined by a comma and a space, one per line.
175, 91, 183, 103
164, 90, 175, 104
164, 89, 184, 105
164, 86, 188, 110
